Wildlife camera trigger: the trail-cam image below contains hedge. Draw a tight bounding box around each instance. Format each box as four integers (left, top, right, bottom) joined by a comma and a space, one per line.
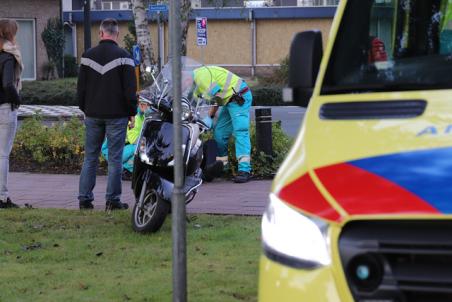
21, 78, 284, 106
21, 78, 77, 106
12, 114, 293, 177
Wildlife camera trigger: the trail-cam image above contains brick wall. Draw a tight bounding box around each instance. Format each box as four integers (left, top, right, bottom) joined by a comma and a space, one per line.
0, 0, 61, 80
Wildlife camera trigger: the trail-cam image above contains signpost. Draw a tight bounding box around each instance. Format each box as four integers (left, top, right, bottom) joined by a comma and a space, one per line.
196, 17, 208, 46
150, 4, 168, 71
149, 4, 168, 12
169, 2, 186, 302
196, 17, 207, 65
132, 45, 141, 91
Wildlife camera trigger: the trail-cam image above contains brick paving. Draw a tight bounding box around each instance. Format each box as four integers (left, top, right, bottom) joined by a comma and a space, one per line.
8, 172, 271, 215
14, 105, 272, 215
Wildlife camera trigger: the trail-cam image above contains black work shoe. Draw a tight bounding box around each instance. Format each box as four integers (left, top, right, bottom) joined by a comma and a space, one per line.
0, 197, 19, 208
106, 200, 129, 211
202, 160, 224, 182
79, 200, 94, 210
234, 171, 252, 183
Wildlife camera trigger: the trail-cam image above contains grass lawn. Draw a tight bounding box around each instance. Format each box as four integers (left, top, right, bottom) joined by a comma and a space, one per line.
0, 209, 261, 302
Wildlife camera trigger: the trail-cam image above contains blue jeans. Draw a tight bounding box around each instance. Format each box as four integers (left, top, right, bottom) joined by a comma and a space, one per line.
214, 83, 252, 173
0, 104, 17, 201
78, 117, 129, 203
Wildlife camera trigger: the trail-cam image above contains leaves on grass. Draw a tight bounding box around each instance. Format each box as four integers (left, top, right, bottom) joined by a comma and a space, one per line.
22, 242, 42, 251
32, 224, 45, 230
78, 282, 89, 290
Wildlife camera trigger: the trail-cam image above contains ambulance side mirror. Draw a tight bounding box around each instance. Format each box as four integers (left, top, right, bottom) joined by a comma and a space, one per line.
286, 31, 323, 107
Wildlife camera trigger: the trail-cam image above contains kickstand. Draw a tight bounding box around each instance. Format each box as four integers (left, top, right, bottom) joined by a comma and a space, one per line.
186, 216, 191, 223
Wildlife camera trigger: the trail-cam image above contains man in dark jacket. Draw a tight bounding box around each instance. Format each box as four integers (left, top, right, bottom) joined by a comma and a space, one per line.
77, 18, 137, 210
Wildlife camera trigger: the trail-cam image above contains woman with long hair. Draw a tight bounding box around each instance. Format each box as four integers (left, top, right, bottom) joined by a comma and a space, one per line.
0, 19, 23, 208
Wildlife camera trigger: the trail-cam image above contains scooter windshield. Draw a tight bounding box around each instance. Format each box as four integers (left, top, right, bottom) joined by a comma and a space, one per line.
140, 57, 215, 121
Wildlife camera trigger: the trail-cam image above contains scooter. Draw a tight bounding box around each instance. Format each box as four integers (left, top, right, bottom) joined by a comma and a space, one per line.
131, 58, 212, 233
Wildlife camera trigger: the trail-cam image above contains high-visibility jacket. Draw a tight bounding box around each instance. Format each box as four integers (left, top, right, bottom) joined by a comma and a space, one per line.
193, 66, 244, 106
441, 0, 452, 30
126, 111, 145, 145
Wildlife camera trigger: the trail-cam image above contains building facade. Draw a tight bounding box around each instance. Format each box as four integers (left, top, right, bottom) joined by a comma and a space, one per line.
0, 0, 62, 80
64, 6, 336, 77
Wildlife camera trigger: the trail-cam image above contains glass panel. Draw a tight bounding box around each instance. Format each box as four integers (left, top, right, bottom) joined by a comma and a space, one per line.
15, 20, 35, 80
322, 0, 452, 94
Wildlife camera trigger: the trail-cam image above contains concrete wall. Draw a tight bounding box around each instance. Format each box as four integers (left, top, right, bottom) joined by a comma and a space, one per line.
0, 0, 61, 80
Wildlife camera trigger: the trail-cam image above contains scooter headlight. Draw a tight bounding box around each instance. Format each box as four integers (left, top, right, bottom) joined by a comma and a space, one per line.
138, 136, 151, 164
181, 100, 191, 121
261, 193, 331, 269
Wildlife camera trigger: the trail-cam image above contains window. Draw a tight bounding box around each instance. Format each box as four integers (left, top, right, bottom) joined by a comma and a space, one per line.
102, 1, 113, 10
322, 0, 452, 94
15, 19, 36, 80
120, 1, 130, 9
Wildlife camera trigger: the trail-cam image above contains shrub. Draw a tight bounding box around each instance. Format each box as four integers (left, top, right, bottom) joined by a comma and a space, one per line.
21, 78, 77, 106
231, 121, 293, 178
64, 55, 78, 77
204, 121, 294, 178
11, 115, 85, 170
123, 21, 137, 55
251, 85, 283, 106
12, 115, 292, 177
259, 55, 289, 86
41, 17, 65, 78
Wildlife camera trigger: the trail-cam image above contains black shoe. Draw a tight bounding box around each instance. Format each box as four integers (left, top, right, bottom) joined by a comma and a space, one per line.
0, 197, 19, 208
202, 160, 224, 182
79, 200, 94, 210
106, 200, 129, 211
122, 170, 133, 181
234, 171, 252, 183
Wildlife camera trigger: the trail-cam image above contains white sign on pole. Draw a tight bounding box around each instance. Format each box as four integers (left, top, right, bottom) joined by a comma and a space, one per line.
196, 17, 207, 46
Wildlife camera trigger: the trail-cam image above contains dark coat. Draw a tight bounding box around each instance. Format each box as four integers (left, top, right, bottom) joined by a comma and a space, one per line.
77, 40, 137, 118
0, 51, 20, 109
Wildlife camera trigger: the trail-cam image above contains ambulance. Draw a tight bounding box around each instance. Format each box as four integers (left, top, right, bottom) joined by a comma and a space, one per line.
259, 0, 452, 301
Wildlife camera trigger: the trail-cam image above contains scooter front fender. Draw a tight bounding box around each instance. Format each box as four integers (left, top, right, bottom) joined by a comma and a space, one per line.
143, 171, 174, 202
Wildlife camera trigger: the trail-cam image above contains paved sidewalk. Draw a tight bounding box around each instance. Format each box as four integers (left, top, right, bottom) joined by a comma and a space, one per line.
8, 172, 271, 215
18, 105, 83, 120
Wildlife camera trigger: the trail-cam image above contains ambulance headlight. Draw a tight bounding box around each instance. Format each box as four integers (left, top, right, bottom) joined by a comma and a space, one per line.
261, 194, 331, 268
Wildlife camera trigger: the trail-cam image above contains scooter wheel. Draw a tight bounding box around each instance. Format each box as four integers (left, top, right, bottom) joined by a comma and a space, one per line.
131, 189, 170, 233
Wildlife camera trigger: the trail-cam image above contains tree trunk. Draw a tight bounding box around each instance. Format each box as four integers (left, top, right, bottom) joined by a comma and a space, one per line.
131, 0, 154, 77
181, 0, 192, 56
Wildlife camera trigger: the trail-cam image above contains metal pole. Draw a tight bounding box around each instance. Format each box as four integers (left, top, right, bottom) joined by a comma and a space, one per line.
83, 0, 91, 51
169, 1, 186, 302
250, 10, 256, 78
157, 11, 162, 71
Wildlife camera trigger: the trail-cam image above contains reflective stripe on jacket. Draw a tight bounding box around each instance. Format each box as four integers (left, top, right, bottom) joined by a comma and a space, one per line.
193, 66, 243, 105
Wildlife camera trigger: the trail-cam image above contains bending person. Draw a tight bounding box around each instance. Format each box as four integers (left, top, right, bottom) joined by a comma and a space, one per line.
102, 100, 149, 179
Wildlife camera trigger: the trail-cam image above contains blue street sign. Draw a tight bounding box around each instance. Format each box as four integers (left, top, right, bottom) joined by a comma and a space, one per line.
196, 17, 207, 46
132, 45, 141, 66
149, 4, 168, 12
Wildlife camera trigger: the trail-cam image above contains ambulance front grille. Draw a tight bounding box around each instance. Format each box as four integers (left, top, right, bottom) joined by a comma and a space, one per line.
338, 220, 452, 302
